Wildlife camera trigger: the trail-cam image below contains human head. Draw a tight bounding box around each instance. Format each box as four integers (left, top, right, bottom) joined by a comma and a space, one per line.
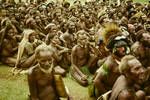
63, 1, 70, 8
51, 35, 62, 45
102, 23, 130, 57
107, 34, 130, 57
126, 0, 133, 5
77, 30, 89, 47
22, 29, 36, 43
6, 27, 17, 38
140, 33, 150, 47
112, 39, 130, 57
35, 43, 53, 69
67, 21, 76, 33
144, 19, 150, 32
119, 55, 148, 84
45, 23, 57, 33
136, 30, 150, 47
26, 18, 37, 29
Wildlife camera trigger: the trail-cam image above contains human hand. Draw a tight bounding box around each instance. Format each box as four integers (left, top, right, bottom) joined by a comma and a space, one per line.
11, 67, 22, 75
81, 75, 88, 81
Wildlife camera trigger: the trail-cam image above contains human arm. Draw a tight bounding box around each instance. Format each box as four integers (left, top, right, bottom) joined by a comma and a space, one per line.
28, 71, 39, 100
12, 46, 18, 52
93, 70, 108, 94
118, 89, 137, 100
71, 46, 87, 79
56, 44, 70, 55
32, 39, 43, 48
45, 34, 50, 45
59, 34, 68, 47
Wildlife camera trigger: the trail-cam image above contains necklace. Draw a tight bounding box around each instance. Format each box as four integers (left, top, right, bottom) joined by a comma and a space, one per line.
38, 64, 53, 74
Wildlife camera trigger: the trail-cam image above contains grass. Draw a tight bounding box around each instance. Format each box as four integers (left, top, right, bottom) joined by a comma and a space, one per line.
14, 0, 149, 3
0, 65, 90, 100
134, 0, 148, 3
51, 0, 149, 4
0, 65, 29, 100
0, 0, 148, 99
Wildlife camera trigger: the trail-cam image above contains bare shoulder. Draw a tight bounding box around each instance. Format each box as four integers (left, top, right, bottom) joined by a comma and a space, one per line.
72, 45, 79, 51
104, 55, 115, 66
28, 64, 39, 75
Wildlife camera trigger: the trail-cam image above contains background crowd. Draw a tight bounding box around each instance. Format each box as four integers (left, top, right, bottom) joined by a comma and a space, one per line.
0, 0, 150, 100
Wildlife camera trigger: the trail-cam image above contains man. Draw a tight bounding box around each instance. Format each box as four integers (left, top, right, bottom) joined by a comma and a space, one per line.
70, 31, 97, 86
28, 43, 70, 100
0, 23, 19, 66
110, 55, 148, 100
14, 29, 42, 70
60, 21, 76, 49
92, 23, 130, 98
131, 30, 150, 95
131, 30, 150, 68
48, 36, 70, 76
45, 23, 59, 45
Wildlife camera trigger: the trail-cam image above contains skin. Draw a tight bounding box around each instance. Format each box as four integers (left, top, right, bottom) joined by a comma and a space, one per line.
28, 45, 59, 100
71, 33, 96, 86
78, 14, 91, 32
110, 57, 147, 100
128, 24, 136, 42
14, 30, 42, 69
48, 36, 70, 76
93, 44, 128, 97
1, 1, 149, 99
97, 41, 110, 59
52, 37, 71, 71
28, 44, 71, 100
22, 35, 35, 68
60, 22, 76, 49
0, 27, 19, 66
35, 16, 45, 34
94, 55, 120, 96
1, 28, 18, 57
131, 32, 150, 96
45, 24, 58, 45
131, 33, 150, 67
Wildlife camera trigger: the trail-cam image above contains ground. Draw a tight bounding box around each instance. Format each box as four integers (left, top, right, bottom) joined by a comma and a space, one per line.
0, 0, 148, 100
14, 0, 148, 4
0, 64, 89, 100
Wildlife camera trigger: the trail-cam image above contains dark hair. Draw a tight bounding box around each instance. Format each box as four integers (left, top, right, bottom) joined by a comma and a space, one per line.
106, 34, 129, 49
136, 29, 146, 41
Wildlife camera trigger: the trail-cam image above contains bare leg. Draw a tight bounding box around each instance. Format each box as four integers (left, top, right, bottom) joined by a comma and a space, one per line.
1, 57, 16, 67
70, 67, 88, 86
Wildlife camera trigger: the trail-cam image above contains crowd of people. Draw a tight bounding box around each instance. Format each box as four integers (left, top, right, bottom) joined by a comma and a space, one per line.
0, 0, 150, 100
